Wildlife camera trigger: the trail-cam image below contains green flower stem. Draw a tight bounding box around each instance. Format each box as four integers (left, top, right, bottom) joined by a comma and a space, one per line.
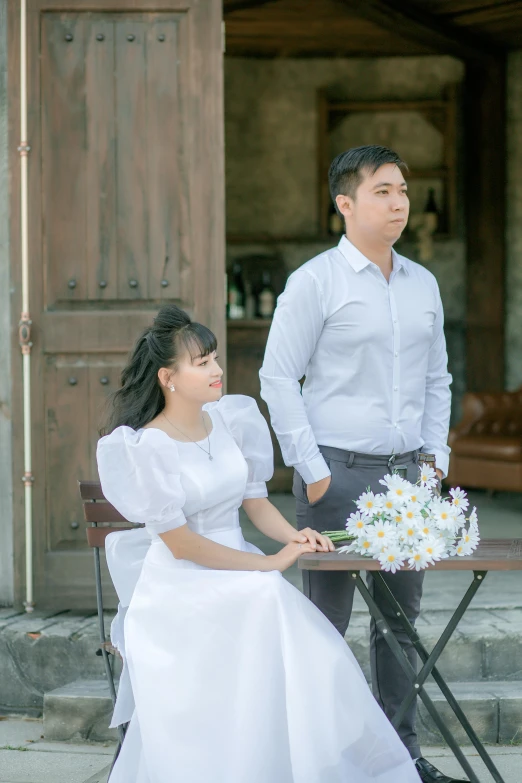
321, 531, 355, 542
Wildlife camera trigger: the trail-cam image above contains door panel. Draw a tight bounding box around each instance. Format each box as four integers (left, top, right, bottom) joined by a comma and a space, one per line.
42, 13, 87, 305
19, 0, 225, 608
145, 19, 182, 300
115, 19, 149, 300
85, 18, 118, 301
45, 356, 124, 553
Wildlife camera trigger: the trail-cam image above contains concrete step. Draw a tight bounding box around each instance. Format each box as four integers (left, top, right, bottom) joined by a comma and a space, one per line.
43, 679, 118, 743
346, 620, 522, 684
0, 609, 121, 716
43, 678, 522, 747
418, 681, 522, 746
2, 606, 522, 715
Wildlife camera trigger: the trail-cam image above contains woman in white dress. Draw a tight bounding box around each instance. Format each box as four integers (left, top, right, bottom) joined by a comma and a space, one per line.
97, 305, 419, 783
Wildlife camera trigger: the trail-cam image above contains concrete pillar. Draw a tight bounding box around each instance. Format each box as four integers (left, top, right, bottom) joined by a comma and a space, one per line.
0, 0, 14, 606
506, 51, 522, 390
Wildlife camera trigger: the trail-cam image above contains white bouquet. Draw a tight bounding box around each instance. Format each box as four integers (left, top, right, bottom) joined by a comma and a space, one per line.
323, 464, 480, 572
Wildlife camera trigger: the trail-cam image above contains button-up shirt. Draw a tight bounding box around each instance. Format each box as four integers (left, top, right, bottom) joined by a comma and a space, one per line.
259, 236, 452, 484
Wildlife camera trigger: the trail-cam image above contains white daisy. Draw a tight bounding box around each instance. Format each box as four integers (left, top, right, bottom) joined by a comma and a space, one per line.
399, 518, 422, 544
419, 519, 434, 537
449, 487, 470, 513
459, 525, 480, 551
380, 493, 402, 515
368, 521, 395, 549
345, 535, 374, 556
378, 547, 405, 574
468, 506, 478, 526
453, 541, 473, 557
402, 502, 423, 526
419, 463, 438, 489
431, 500, 459, 532
346, 512, 367, 536
357, 491, 379, 517
380, 475, 410, 504
420, 535, 446, 565
379, 472, 398, 490
405, 485, 431, 507
408, 548, 430, 571
392, 510, 404, 525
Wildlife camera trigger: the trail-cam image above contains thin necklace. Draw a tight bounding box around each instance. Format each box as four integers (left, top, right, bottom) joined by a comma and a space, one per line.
161, 411, 213, 461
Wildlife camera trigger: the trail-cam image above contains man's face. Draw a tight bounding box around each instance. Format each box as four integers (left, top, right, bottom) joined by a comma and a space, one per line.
336, 163, 409, 244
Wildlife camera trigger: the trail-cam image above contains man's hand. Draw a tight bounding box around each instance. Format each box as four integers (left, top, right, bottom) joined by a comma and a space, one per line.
436, 468, 443, 480
306, 475, 331, 504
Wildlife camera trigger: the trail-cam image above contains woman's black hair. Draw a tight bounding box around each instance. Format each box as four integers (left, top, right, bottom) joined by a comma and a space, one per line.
101, 305, 217, 435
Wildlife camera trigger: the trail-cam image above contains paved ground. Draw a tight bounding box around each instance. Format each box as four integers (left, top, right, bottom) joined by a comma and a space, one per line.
1, 717, 521, 783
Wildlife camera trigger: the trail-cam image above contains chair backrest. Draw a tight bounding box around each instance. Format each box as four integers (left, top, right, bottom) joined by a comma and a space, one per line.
78, 480, 141, 548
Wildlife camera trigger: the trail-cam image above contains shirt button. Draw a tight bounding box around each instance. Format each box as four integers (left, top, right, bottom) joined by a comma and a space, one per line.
394, 351, 398, 357
393, 319, 397, 324
394, 386, 398, 391
394, 423, 398, 428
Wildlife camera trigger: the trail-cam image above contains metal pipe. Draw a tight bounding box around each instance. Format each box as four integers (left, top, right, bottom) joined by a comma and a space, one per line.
18, 0, 34, 612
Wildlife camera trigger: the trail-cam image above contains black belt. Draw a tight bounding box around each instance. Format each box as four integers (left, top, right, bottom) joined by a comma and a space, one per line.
318, 445, 418, 469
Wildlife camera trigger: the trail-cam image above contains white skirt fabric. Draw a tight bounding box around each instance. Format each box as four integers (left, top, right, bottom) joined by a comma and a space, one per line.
107, 528, 419, 783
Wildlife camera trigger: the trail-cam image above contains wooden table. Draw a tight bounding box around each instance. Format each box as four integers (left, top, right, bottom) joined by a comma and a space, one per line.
299, 539, 522, 783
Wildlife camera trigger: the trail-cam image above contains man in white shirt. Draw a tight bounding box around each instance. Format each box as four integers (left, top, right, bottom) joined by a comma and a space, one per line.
260, 146, 459, 783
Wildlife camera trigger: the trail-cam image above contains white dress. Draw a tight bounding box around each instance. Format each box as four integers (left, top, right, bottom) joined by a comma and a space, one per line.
97, 395, 419, 783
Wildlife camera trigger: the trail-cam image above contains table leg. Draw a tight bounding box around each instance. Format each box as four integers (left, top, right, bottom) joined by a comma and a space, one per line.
351, 572, 486, 783
371, 570, 505, 783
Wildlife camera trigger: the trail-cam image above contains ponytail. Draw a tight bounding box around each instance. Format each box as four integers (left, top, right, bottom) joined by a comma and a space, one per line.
101, 305, 217, 434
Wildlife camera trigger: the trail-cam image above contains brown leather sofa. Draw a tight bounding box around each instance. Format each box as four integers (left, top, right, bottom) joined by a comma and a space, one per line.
447, 388, 522, 492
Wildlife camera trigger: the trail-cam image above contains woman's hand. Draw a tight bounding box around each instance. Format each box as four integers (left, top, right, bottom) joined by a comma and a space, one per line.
264, 541, 317, 573
291, 527, 335, 553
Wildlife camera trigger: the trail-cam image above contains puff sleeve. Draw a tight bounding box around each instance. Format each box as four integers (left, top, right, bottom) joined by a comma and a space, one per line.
211, 395, 274, 500
96, 426, 187, 535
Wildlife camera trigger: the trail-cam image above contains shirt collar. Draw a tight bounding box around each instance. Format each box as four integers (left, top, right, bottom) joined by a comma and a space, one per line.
337, 235, 409, 276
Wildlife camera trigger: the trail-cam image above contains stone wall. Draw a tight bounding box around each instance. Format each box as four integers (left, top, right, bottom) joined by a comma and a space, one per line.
225, 56, 464, 237
507, 51, 522, 391
225, 56, 466, 421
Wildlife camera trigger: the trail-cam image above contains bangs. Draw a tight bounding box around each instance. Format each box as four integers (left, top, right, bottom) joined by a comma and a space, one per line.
176, 322, 217, 362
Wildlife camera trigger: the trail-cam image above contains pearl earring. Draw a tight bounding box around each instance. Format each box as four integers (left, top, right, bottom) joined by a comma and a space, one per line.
169, 385, 175, 392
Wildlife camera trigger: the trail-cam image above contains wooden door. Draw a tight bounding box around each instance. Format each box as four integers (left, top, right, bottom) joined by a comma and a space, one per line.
9, 1, 224, 608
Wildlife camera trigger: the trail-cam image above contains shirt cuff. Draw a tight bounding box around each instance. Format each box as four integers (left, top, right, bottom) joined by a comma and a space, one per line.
294, 454, 331, 486
431, 450, 449, 479
243, 482, 269, 500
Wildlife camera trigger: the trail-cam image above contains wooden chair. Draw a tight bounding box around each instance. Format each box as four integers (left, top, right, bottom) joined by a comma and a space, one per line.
78, 480, 140, 769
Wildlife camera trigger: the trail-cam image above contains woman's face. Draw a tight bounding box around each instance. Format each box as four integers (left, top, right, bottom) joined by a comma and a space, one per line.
164, 348, 223, 405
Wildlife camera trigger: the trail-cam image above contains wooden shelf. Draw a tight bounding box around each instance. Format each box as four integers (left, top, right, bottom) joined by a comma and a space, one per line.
317, 86, 459, 238
227, 318, 273, 328
227, 234, 334, 245
407, 168, 449, 179
329, 100, 448, 113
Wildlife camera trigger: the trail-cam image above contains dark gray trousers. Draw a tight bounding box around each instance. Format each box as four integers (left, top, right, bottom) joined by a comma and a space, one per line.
294, 446, 424, 759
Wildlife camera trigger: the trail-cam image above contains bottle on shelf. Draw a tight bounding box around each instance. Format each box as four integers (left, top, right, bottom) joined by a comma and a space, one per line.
328, 203, 344, 236
258, 271, 275, 319
227, 263, 245, 320
424, 187, 440, 233
244, 281, 256, 320
424, 187, 439, 215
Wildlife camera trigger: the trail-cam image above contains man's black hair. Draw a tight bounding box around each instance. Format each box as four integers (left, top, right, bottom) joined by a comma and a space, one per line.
329, 145, 408, 214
